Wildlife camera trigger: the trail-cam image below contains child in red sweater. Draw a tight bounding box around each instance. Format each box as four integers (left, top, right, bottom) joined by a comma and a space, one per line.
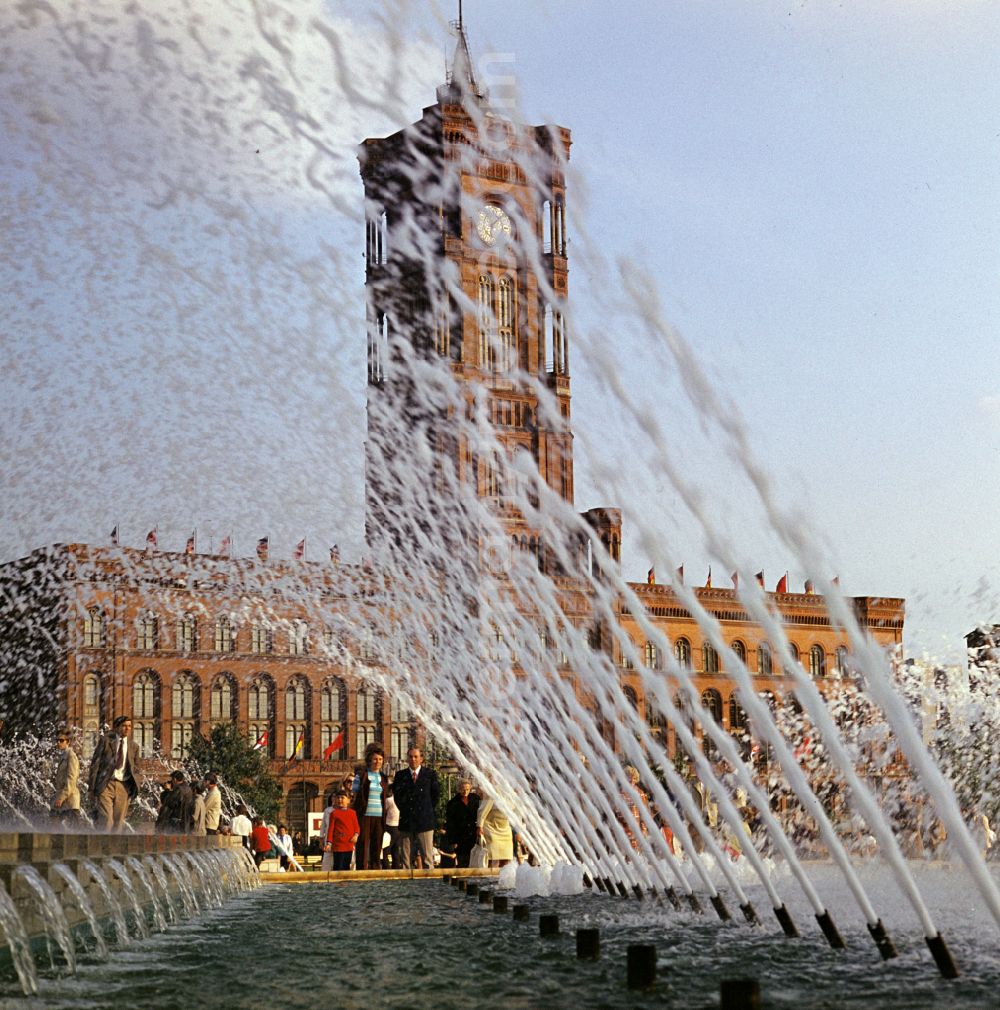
327, 792, 360, 871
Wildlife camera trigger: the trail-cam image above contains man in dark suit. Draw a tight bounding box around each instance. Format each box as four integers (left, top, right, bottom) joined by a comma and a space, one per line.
155, 769, 195, 833
393, 746, 440, 869
87, 715, 142, 831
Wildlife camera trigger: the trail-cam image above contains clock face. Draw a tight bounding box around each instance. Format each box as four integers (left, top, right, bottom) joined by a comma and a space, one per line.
476, 204, 512, 246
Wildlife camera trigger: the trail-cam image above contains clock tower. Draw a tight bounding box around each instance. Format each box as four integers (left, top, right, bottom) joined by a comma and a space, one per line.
359, 21, 575, 570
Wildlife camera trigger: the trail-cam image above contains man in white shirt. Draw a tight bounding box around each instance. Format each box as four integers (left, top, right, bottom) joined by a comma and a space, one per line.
230, 806, 252, 848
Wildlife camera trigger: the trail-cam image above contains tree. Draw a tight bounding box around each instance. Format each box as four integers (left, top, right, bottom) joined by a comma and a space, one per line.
185, 722, 282, 822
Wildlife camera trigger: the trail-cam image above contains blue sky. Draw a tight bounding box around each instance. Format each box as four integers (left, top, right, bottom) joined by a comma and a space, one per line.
0, 0, 997, 662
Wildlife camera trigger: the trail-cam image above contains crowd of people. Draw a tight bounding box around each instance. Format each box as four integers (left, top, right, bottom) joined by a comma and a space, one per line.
315, 743, 521, 873
54, 721, 520, 872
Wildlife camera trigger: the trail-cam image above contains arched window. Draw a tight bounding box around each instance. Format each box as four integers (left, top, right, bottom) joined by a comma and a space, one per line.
757, 642, 773, 676
701, 688, 723, 723
620, 637, 634, 670
285, 676, 310, 759
136, 613, 158, 651
809, 645, 826, 679
674, 637, 692, 668
289, 620, 308, 656
248, 675, 273, 756
731, 640, 747, 667
368, 311, 389, 384
544, 305, 568, 375
171, 671, 200, 758
82, 672, 102, 758
285, 677, 308, 720
644, 641, 662, 670
621, 685, 638, 709
210, 674, 236, 722
83, 607, 105, 648
497, 275, 517, 372
356, 684, 381, 758
250, 622, 273, 654
554, 198, 566, 255
729, 695, 747, 732
541, 198, 552, 253
214, 615, 235, 653
784, 642, 800, 676
835, 646, 850, 676
320, 678, 346, 759
703, 643, 720, 674
176, 614, 197, 653
478, 274, 496, 370
647, 702, 666, 740
728, 695, 750, 759
132, 670, 160, 757
389, 694, 415, 763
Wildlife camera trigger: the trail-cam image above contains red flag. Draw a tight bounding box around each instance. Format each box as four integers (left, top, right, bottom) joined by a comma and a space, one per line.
755, 570, 764, 587
775, 573, 788, 594
675, 564, 684, 584
220, 535, 232, 557
146, 528, 157, 549
185, 531, 195, 555
322, 730, 344, 760
646, 566, 655, 585
110, 525, 119, 545
256, 536, 269, 562
330, 544, 340, 564
705, 566, 712, 589
293, 538, 305, 560
253, 730, 268, 751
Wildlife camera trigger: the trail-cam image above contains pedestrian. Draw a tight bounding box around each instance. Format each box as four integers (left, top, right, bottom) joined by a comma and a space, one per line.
444, 778, 479, 868
275, 824, 295, 871
393, 747, 440, 870
351, 745, 388, 870
51, 728, 81, 822
156, 770, 195, 834
191, 782, 207, 836
87, 715, 142, 832
230, 805, 253, 849
203, 773, 222, 835
325, 792, 360, 872
476, 795, 514, 868
251, 816, 272, 867
382, 784, 401, 868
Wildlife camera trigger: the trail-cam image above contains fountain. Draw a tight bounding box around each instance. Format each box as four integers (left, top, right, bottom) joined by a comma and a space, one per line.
0, 1, 996, 1006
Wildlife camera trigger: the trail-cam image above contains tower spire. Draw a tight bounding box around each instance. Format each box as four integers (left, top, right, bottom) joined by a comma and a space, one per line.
439, 4, 486, 103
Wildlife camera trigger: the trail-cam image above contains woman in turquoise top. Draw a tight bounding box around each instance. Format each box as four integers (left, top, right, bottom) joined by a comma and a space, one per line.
351, 745, 388, 870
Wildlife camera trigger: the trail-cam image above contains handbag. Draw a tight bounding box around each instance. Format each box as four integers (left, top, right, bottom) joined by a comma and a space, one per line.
469, 843, 488, 869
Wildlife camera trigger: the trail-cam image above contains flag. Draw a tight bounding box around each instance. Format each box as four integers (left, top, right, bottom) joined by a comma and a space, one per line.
705, 566, 712, 589
252, 730, 268, 751
220, 534, 232, 557
804, 579, 815, 595
646, 566, 655, 585
293, 538, 305, 561
110, 525, 119, 545
330, 544, 340, 564
256, 536, 269, 562
731, 571, 739, 588
293, 733, 305, 759
755, 570, 764, 587
775, 572, 788, 594
146, 528, 157, 549
185, 531, 195, 555
675, 564, 684, 584
322, 730, 345, 760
